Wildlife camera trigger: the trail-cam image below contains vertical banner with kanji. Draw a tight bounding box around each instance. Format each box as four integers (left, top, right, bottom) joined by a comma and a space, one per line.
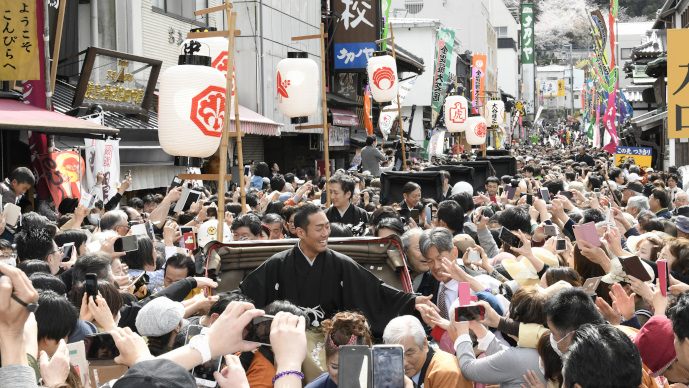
39, 151, 86, 209
521, 4, 535, 114
0, 0, 40, 80
380, 0, 391, 50
668, 29, 689, 139
471, 54, 487, 110
84, 138, 121, 202
427, 130, 444, 159
430, 28, 455, 127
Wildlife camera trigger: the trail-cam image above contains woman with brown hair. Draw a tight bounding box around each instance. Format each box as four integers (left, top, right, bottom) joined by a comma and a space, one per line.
305, 311, 373, 388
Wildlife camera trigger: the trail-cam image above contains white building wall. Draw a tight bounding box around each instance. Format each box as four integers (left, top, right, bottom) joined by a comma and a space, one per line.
489, 0, 519, 97
388, 23, 439, 107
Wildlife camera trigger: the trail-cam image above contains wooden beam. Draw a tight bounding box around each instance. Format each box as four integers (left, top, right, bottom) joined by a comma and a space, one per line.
194, 3, 231, 16
178, 174, 233, 181
50, 0, 67, 92
319, 23, 331, 207
375, 37, 393, 43
389, 23, 407, 171
295, 124, 325, 130
381, 108, 398, 113
187, 30, 241, 39
292, 34, 328, 41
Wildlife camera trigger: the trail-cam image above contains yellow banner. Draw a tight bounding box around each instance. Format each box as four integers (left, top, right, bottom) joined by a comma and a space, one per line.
0, 0, 40, 81
668, 29, 689, 139
614, 146, 653, 170
557, 80, 566, 97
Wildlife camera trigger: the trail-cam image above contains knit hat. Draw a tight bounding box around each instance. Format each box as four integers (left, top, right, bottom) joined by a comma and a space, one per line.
633, 316, 677, 377
676, 216, 689, 234
113, 359, 196, 388
135, 297, 185, 337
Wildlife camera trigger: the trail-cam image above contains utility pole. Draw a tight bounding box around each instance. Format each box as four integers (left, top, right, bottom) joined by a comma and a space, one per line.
570, 43, 574, 116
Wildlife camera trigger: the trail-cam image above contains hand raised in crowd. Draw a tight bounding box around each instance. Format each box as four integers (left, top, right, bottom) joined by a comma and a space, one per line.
670, 274, 689, 295
163, 220, 181, 246
187, 293, 220, 317
521, 370, 546, 388
415, 302, 447, 331
196, 202, 217, 224
578, 240, 611, 272
194, 276, 219, 290
0, 263, 39, 366
88, 293, 117, 331
651, 279, 669, 316
61, 241, 78, 270
119, 175, 132, 194
595, 296, 622, 325
627, 275, 654, 303
224, 211, 234, 226
189, 198, 204, 214
270, 311, 307, 373
166, 186, 184, 204
414, 294, 438, 312
603, 226, 626, 257
110, 327, 152, 367
73, 203, 90, 222
440, 257, 469, 283
473, 209, 489, 230
100, 235, 127, 259
39, 339, 70, 387
216, 355, 251, 388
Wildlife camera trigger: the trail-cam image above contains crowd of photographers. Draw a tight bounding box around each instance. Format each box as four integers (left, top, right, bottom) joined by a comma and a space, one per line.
1, 134, 689, 388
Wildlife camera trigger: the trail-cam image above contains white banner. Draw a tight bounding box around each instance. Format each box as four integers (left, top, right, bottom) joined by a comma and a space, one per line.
84, 138, 120, 202
427, 130, 444, 159
379, 75, 419, 139
533, 106, 544, 124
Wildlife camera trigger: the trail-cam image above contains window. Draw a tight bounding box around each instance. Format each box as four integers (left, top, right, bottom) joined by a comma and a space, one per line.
152, 0, 208, 26
405, 0, 423, 14
496, 26, 508, 38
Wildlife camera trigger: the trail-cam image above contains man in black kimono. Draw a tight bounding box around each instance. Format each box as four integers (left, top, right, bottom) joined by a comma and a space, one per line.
397, 181, 424, 222
238, 203, 433, 337
324, 173, 369, 226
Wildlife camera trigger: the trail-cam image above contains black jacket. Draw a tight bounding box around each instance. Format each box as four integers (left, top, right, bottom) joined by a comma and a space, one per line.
324, 204, 370, 226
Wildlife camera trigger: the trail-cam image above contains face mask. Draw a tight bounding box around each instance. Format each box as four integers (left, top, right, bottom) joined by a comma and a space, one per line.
550, 331, 572, 358
87, 213, 100, 224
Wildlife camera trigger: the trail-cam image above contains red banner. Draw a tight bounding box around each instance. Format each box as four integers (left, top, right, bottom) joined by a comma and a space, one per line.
38, 151, 85, 209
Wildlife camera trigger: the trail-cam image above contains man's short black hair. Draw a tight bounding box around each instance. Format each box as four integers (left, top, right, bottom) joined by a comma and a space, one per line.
29, 272, 66, 295
440, 170, 451, 182
36, 290, 78, 342
542, 179, 564, 195
588, 176, 602, 190
164, 253, 195, 278
485, 176, 500, 186
73, 251, 114, 284
402, 181, 421, 195
264, 300, 311, 326
329, 174, 355, 198
54, 230, 88, 251
0, 239, 11, 251
563, 324, 642, 388
231, 213, 263, 237
17, 260, 51, 276
15, 228, 54, 262
545, 288, 606, 334
366, 135, 377, 146
284, 173, 296, 184
294, 203, 324, 230
9, 167, 35, 185
498, 205, 531, 234
374, 217, 405, 236
142, 194, 158, 205
128, 197, 144, 209
207, 292, 253, 317
670, 291, 689, 342
436, 200, 464, 232
652, 188, 671, 208
121, 236, 155, 272
270, 174, 286, 192
608, 167, 622, 180
524, 166, 535, 174
448, 192, 474, 213
245, 193, 259, 208
500, 175, 513, 185
582, 208, 605, 224
564, 171, 576, 181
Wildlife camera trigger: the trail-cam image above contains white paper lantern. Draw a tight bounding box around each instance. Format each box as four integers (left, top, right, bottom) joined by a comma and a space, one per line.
465, 116, 488, 145
159, 56, 226, 158
486, 100, 505, 126
181, 36, 229, 77
276, 52, 319, 124
367, 52, 398, 102
444, 94, 469, 132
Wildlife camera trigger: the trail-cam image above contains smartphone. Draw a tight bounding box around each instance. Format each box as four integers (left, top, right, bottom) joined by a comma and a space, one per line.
556, 238, 567, 252
544, 225, 557, 237
582, 276, 602, 296
658, 259, 670, 297
619, 255, 652, 282
170, 175, 184, 191
113, 235, 138, 253
131, 272, 149, 292
85, 273, 98, 301
506, 186, 517, 200
498, 186, 504, 196
61, 242, 75, 262
186, 325, 223, 387
558, 190, 573, 199
174, 187, 202, 213
411, 209, 420, 224
526, 194, 533, 206
499, 226, 523, 248
454, 305, 486, 322
244, 165, 250, 176
84, 333, 120, 360
338, 346, 372, 388
124, 170, 131, 180
468, 250, 481, 263
372, 345, 405, 388
540, 187, 551, 204
242, 315, 274, 346
145, 220, 156, 242
594, 188, 600, 193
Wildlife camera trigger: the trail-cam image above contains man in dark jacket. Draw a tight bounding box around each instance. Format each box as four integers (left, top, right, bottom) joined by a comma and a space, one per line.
574, 147, 595, 166
324, 174, 369, 226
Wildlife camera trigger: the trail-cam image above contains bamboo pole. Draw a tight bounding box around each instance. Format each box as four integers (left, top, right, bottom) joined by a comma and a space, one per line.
389, 23, 407, 171
319, 23, 331, 207
50, 0, 67, 91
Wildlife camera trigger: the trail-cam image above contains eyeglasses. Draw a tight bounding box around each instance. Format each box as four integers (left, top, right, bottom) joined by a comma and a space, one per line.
117, 224, 132, 231
0, 253, 16, 260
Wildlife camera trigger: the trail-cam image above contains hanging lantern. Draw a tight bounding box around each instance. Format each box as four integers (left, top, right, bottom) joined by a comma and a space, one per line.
276, 52, 319, 124
181, 28, 230, 78
465, 116, 488, 145
444, 93, 469, 132
158, 42, 226, 160
366, 51, 398, 102
486, 99, 505, 126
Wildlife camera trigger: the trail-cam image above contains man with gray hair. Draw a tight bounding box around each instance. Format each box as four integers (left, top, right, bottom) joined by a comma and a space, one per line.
383, 315, 472, 388
401, 228, 429, 292
100, 210, 130, 236
626, 196, 650, 220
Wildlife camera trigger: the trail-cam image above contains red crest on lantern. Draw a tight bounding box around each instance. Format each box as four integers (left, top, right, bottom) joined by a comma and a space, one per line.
372, 66, 396, 90
449, 101, 466, 124
211, 51, 228, 77
190, 85, 226, 138
474, 122, 487, 137
277, 71, 290, 102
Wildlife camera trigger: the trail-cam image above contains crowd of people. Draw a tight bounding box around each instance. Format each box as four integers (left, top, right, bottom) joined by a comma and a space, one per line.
1, 133, 689, 388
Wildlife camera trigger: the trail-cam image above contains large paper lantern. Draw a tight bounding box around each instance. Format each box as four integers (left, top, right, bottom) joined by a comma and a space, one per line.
367, 51, 398, 102
444, 94, 469, 132
182, 28, 230, 78
486, 99, 505, 126
159, 52, 226, 158
465, 116, 488, 145
276, 52, 319, 124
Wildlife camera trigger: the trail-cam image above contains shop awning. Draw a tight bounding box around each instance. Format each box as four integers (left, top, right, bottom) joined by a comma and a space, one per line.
0, 99, 119, 139
330, 108, 360, 127
229, 104, 282, 136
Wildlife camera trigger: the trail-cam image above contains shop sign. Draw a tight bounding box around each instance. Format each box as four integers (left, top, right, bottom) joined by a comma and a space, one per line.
0, 0, 39, 80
